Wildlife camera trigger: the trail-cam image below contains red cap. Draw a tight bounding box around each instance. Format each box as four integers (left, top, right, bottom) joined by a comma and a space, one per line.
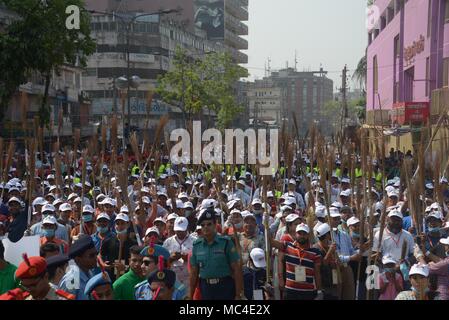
15, 254, 47, 279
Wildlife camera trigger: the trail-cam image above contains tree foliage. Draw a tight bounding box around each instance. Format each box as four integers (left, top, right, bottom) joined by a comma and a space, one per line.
156, 47, 248, 128
0, 0, 95, 126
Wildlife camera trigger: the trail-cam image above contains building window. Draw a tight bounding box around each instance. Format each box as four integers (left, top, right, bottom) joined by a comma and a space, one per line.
373, 55, 379, 94
444, 58, 449, 87
394, 35, 400, 58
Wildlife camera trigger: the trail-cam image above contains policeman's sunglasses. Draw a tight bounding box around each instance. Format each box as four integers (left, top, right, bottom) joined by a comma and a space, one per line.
142, 260, 155, 266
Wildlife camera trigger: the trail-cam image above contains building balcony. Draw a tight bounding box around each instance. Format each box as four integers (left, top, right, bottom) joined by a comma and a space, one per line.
225, 14, 248, 36
227, 46, 248, 64
225, 29, 248, 50
225, 0, 249, 21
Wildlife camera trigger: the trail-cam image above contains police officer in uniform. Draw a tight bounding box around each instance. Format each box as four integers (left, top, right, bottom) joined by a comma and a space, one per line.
134, 244, 186, 300
59, 235, 98, 300
189, 208, 243, 300
15, 254, 75, 300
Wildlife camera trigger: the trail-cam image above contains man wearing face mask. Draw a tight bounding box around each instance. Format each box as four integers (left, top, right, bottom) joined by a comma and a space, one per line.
30, 203, 69, 242
5, 196, 28, 243
395, 264, 440, 300
100, 213, 137, 282
92, 213, 114, 252
71, 205, 97, 238
39, 216, 69, 254
183, 202, 196, 232
422, 211, 446, 260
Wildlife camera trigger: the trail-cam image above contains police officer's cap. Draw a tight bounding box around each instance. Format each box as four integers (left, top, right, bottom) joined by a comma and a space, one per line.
69, 235, 96, 259
140, 245, 170, 261
46, 254, 69, 270
197, 208, 216, 225
84, 272, 112, 298
147, 268, 176, 289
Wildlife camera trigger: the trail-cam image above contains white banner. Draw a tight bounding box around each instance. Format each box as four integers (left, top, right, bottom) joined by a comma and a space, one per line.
2, 235, 40, 267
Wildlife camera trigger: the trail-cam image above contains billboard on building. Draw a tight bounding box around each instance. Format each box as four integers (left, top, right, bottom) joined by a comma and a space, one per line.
194, 0, 224, 40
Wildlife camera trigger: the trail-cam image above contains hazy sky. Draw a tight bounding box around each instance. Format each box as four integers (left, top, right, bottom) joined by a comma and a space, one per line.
243, 0, 368, 91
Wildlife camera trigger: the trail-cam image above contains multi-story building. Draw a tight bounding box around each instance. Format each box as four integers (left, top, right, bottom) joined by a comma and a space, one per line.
85, 0, 249, 64
84, 13, 225, 133
0, 6, 95, 141
366, 0, 449, 153
247, 79, 282, 128
268, 68, 334, 135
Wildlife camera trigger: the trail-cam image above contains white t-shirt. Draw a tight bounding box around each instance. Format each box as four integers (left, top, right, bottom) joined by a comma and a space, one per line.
372, 228, 414, 261
162, 234, 195, 267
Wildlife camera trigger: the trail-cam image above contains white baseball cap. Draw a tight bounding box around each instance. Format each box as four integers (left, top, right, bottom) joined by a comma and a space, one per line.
42, 203, 56, 212
284, 197, 296, 207
250, 248, 266, 268
82, 205, 94, 214
331, 201, 343, 209
296, 223, 310, 234
285, 213, 300, 223
184, 201, 194, 209
59, 203, 72, 212
387, 189, 399, 198
251, 198, 262, 205
315, 223, 331, 237
315, 205, 327, 218
329, 207, 341, 218
387, 210, 403, 219
96, 212, 111, 221
288, 178, 296, 185
341, 177, 350, 184
145, 226, 159, 237
120, 205, 129, 213
42, 215, 57, 225
425, 182, 434, 190
382, 255, 397, 265
174, 217, 189, 231
167, 213, 179, 221
178, 192, 189, 199
7, 196, 21, 204
409, 264, 429, 277
52, 198, 63, 207
32, 197, 47, 207
427, 211, 443, 221
142, 196, 151, 204
439, 237, 449, 246
154, 217, 166, 225
267, 191, 274, 198
280, 205, 292, 213
340, 189, 351, 197
115, 213, 130, 223
226, 199, 239, 210
347, 217, 360, 227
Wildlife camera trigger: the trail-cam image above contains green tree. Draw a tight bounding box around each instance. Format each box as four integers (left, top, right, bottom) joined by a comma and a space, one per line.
156, 47, 248, 128
0, 0, 95, 126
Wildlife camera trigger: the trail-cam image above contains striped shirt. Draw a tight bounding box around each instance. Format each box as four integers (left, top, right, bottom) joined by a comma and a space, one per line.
282, 241, 321, 293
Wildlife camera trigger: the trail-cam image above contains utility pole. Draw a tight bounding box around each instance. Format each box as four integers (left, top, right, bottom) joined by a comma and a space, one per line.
338, 65, 349, 140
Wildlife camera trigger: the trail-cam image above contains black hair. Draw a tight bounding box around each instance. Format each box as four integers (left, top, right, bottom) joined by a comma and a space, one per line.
47, 263, 67, 281
318, 233, 329, 242
130, 245, 144, 256
0, 241, 4, 260
40, 243, 60, 257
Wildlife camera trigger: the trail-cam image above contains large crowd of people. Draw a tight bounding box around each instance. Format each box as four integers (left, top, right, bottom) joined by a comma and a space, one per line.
0, 141, 448, 300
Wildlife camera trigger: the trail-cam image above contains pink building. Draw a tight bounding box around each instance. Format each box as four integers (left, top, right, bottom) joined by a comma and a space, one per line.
367, 0, 449, 114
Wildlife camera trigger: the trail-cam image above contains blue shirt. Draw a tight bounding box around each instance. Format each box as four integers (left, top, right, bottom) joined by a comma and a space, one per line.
59, 264, 98, 300
402, 216, 412, 233
332, 229, 356, 264
91, 230, 114, 252
134, 280, 186, 300
31, 221, 69, 242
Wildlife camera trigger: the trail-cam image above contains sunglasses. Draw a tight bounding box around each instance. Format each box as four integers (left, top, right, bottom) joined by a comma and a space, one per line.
142, 260, 154, 266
